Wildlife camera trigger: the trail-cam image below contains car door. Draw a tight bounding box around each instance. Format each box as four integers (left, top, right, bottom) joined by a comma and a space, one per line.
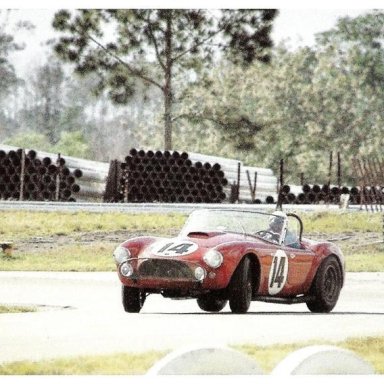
281, 244, 315, 295
280, 215, 315, 295
261, 215, 315, 297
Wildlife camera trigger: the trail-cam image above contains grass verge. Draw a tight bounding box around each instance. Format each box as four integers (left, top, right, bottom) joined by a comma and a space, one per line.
1, 243, 115, 271
344, 243, 384, 272
1, 210, 383, 272
235, 336, 384, 374
0, 211, 186, 240
300, 211, 381, 233
0, 305, 37, 314
0, 336, 382, 374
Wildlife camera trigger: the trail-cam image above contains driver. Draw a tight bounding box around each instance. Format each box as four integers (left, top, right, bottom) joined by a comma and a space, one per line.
267, 211, 286, 242
269, 211, 301, 248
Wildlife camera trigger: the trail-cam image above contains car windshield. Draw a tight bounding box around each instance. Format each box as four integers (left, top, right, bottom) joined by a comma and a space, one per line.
179, 209, 285, 241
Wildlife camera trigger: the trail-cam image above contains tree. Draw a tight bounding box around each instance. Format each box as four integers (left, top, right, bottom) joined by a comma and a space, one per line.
25, 59, 66, 144
0, 11, 20, 97
52, 9, 278, 150
0, 10, 25, 139
176, 11, 384, 184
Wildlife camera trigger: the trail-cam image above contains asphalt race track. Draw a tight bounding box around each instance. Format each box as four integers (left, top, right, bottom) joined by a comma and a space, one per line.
0, 271, 383, 364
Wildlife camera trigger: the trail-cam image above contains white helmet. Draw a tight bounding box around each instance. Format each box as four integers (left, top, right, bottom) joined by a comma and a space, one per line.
271, 210, 287, 218
269, 211, 286, 232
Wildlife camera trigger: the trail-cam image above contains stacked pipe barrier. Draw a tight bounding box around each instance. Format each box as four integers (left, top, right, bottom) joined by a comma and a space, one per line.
0, 144, 278, 204
0, 144, 109, 201
0, 147, 82, 201
112, 149, 229, 203
188, 152, 278, 204
278, 183, 384, 206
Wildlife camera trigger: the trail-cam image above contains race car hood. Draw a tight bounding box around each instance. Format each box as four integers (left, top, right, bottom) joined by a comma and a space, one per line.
139, 231, 244, 259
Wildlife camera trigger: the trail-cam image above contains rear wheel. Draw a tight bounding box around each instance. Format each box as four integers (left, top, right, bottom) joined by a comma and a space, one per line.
229, 257, 253, 314
306, 256, 342, 313
122, 285, 146, 313
197, 295, 227, 312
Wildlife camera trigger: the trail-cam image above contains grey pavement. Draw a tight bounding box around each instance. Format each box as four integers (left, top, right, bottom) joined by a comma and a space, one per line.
0, 271, 383, 363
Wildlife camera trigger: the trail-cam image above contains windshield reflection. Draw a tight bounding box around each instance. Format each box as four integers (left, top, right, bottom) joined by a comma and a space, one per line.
179, 209, 280, 240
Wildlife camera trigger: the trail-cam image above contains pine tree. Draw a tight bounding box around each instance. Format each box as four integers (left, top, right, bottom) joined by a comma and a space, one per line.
52, 9, 277, 150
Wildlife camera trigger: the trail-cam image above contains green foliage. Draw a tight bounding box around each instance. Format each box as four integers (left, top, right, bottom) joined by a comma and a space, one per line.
0, 11, 20, 98
3, 130, 91, 159
176, 10, 384, 184
52, 130, 90, 158
16, 60, 66, 144
52, 9, 278, 149
3, 131, 51, 150
4, 10, 383, 186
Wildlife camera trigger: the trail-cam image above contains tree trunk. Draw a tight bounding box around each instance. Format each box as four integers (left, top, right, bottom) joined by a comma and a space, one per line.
163, 11, 173, 151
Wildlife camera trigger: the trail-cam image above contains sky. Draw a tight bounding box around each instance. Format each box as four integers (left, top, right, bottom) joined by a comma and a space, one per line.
2, 6, 379, 76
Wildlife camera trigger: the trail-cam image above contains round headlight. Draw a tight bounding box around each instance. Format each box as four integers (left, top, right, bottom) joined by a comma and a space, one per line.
120, 262, 133, 277
113, 246, 130, 265
194, 266, 206, 281
203, 249, 223, 269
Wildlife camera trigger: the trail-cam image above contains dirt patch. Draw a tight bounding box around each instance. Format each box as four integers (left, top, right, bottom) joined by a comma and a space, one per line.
306, 231, 382, 251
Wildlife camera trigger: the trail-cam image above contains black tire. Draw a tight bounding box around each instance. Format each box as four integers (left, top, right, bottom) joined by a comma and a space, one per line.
306, 256, 342, 313
197, 295, 227, 312
229, 257, 253, 314
122, 285, 146, 313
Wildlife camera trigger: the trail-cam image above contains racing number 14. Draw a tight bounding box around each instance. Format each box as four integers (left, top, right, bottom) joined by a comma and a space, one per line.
268, 250, 288, 295
158, 242, 193, 255
269, 256, 286, 288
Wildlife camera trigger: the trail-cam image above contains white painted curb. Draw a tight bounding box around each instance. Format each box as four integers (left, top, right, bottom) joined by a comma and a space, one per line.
146, 344, 264, 375
271, 345, 375, 375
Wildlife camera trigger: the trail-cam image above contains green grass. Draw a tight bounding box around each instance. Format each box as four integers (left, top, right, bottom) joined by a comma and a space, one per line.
0, 211, 185, 240
0, 305, 37, 314
0, 350, 167, 375
344, 243, 384, 272
236, 336, 384, 374
1, 210, 383, 272
0, 336, 382, 375
301, 211, 381, 233
0, 243, 116, 271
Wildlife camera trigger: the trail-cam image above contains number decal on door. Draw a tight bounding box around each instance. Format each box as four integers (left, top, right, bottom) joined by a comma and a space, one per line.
153, 239, 198, 257
268, 250, 289, 295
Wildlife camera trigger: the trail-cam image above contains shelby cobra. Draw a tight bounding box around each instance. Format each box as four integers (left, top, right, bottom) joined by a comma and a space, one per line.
113, 209, 345, 314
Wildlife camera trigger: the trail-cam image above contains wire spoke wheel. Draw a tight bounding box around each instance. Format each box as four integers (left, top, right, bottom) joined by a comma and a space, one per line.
307, 256, 342, 313
323, 265, 338, 302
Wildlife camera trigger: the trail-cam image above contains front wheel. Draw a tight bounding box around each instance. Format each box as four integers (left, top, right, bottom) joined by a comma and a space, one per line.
306, 256, 342, 313
229, 257, 253, 314
197, 295, 227, 312
122, 285, 146, 313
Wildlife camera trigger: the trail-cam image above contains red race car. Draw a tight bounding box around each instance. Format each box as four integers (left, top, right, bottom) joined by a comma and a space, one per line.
113, 209, 345, 314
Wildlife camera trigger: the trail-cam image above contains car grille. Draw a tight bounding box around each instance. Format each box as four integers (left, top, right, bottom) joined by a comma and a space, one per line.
138, 259, 194, 279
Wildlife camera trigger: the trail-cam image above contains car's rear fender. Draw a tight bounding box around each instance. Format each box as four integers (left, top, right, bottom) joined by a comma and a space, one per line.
306, 251, 345, 293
